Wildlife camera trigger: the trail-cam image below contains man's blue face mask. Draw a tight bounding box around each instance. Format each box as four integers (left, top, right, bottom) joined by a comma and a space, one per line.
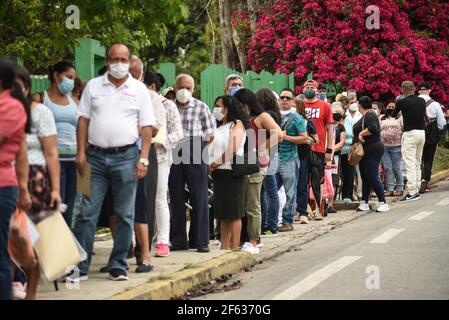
230, 86, 241, 96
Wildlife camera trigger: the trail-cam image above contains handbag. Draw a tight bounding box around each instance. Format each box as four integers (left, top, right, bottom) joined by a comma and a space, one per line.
34, 211, 82, 281
232, 136, 260, 176
8, 208, 38, 269
348, 112, 369, 166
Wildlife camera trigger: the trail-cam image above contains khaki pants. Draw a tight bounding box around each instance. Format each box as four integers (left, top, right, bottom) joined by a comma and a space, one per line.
401, 130, 425, 195
244, 170, 264, 241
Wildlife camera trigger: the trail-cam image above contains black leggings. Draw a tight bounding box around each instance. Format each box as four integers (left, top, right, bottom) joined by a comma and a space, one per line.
359, 143, 386, 203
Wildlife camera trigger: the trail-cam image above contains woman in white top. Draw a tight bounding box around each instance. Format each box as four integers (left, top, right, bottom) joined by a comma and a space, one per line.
209, 96, 248, 251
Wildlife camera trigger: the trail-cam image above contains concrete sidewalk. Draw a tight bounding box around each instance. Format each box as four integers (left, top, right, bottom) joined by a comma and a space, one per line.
37, 201, 386, 300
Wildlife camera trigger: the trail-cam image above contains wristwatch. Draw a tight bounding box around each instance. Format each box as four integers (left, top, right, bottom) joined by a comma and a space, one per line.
139, 158, 149, 167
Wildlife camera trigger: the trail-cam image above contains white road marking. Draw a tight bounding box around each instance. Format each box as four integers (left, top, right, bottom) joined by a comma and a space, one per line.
370, 228, 405, 244
437, 198, 449, 206
271, 256, 362, 300
409, 211, 434, 221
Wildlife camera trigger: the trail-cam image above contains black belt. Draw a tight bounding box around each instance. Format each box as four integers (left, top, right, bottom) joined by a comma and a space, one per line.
89, 144, 136, 154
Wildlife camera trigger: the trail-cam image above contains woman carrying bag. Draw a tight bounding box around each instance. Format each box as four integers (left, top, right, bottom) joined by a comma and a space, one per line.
352, 96, 389, 213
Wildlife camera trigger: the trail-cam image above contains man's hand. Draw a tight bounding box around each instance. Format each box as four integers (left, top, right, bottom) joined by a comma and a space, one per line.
76, 152, 87, 177
17, 189, 32, 211
134, 161, 148, 179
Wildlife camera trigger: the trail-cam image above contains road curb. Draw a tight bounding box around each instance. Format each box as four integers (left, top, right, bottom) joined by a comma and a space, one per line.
108, 252, 257, 300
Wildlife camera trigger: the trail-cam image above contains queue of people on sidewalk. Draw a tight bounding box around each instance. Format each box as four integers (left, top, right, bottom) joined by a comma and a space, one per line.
1, 43, 448, 299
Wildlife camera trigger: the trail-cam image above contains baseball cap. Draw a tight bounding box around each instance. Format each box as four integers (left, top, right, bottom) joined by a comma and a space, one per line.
162, 87, 175, 97
303, 80, 318, 88
418, 82, 431, 91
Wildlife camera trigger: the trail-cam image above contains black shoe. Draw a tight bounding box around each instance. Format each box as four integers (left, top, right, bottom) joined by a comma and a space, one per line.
101, 265, 129, 273
327, 207, 337, 214
419, 180, 428, 194
109, 268, 128, 281
197, 246, 210, 253
261, 229, 278, 237
170, 245, 189, 251
399, 193, 421, 202
135, 263, 154, 273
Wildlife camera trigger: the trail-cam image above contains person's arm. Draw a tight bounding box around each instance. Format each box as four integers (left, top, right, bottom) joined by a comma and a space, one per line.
325, 123, 334, 162
135, 126, 153, 179
210, 122, 245, 170
358, 113, 375, 143
76, 117, 89, 177
283, 117, 308, 145
200, 103, 216, 144
334, 131, 346, 152
165, 100, 184, 149
41, 136, 61, 209
435, 103, 446, 130
15, 141, 32, 210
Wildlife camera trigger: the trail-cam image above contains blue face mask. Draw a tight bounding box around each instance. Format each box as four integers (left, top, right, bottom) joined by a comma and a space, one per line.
230, 86, 241, 96
58, 76, 75, 95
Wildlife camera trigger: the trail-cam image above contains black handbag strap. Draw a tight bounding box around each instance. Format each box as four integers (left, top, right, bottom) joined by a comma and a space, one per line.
282, 113, 298, 131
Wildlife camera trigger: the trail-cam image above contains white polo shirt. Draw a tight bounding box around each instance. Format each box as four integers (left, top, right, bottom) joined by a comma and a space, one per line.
78, 73, 156, 148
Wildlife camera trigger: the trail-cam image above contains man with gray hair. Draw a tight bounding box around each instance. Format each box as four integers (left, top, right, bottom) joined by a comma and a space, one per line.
224, 74, 244, 96
130, 55, 144, 81
392, 80, 426, 202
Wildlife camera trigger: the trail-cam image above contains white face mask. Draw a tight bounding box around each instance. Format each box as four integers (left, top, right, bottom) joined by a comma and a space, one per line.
281, 108, 292, 116
213, 107, 225, 121
349, 103, 358, 112
109, 63, 129, 80
176, 88, 192, 104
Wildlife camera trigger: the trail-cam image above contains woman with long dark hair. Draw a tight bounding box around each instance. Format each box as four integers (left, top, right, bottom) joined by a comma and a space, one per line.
208, 96, 248, 250
234, 88, 283, 254
0, 58, 32, 300
353, 96, 389, 212
255, 88, 281, 235
43, 61, 78, 227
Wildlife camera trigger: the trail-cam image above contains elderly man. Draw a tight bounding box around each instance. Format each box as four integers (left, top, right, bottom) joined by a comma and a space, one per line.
72, 44, 157, 281
418, 82, 446, 193
169, 74, 216, 253
224, 74, 244, 96
392, 81, 426, 202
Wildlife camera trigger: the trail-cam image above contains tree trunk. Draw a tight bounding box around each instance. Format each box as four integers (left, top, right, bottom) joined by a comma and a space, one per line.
247, 0, 258, 36
219, 0, 235, 68
231, 24, 247, 73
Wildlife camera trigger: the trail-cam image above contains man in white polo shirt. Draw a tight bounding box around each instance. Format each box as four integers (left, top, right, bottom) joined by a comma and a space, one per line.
72, 44, 156, 282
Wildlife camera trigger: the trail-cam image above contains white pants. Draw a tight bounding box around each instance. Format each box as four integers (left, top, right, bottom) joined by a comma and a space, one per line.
401, 130, 425, 195
278, 186, 286, 225
154, 160, 171, 245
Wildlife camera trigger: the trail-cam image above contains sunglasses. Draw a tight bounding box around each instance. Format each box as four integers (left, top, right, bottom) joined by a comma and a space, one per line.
279, 96, 293, 101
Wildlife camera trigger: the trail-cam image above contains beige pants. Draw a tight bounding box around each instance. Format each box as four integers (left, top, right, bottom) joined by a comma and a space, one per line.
244, 170, 264, 241
401, 130, 425, 195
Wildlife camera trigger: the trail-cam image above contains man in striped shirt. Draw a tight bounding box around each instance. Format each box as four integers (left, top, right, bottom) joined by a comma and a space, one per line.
169, 74, 216, 253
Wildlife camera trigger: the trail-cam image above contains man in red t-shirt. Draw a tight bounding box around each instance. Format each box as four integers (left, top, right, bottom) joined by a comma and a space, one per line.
303, 80, 334, 220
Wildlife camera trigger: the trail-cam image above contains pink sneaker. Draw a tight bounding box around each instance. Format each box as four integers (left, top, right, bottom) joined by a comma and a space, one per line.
155, 243, 170, 257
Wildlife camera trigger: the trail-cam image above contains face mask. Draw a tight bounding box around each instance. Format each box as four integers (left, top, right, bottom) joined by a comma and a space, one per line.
213, 107, 225, 121
230, 86, 241, 96
176, 88, 192, 104
386, 109, 394, 116
317, 92, 327, 101
304, 89, 316, 99
58, 76, 74, 95
109, 63, 129, 80
333, 113, 342, 121
349, 103, 358, 112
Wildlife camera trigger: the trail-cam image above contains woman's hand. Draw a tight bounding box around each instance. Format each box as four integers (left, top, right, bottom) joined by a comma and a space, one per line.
50, 190, 62, 211
17, 189, 32, 211
358, 133, 365, 144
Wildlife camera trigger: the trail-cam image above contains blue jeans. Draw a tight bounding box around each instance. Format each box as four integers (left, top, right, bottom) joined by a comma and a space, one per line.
276, 158, 300, 225
296, 157, 309, 217
382, 146, 404, 191
73, 146, 138, 273
0, 186, 18, 300
261, 174, 280, 231
360, 143, 386, 203
60, 161, 77, 228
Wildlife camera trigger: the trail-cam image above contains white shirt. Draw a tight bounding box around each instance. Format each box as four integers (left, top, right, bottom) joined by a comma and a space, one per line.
419, 94, 446, 130
78, 73, 156, 148
208, 121, 245, 170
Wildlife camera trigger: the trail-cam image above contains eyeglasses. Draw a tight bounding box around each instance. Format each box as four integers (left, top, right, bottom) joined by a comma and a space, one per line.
279, 96, 293, 101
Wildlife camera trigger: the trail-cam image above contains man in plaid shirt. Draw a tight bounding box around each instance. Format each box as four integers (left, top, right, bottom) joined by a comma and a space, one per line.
169, 74, 216, 253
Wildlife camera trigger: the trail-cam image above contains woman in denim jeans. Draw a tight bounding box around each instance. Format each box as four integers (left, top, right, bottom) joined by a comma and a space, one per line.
380, 101, 404, 196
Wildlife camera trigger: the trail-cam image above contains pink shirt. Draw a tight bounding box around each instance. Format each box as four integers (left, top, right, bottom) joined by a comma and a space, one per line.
0, 90, 27, 187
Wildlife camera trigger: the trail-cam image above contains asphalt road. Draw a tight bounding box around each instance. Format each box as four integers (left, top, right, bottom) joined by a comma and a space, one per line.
195, 179, 449, 300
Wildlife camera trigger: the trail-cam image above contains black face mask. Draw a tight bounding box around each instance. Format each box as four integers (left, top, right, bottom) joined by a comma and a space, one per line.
333, 113, 342, 121
386, 109, 394, 116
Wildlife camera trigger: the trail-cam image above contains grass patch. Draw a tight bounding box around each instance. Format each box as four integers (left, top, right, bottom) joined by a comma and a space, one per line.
433, 146, 449, 173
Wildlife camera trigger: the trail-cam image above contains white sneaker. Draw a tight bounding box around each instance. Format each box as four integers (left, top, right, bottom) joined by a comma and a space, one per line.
376, 202, 390, 212
12, 282, 26, 300
214, 240, 221, 250
357, 201, 370, 212
343, 198, 352, 204
241, 242, 259, 255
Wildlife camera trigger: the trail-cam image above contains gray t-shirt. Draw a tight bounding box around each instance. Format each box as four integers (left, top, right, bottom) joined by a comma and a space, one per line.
26, 103, 57, 166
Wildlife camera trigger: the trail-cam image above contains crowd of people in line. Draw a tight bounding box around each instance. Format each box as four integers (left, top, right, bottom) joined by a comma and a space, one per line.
1, 42, 448, 300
